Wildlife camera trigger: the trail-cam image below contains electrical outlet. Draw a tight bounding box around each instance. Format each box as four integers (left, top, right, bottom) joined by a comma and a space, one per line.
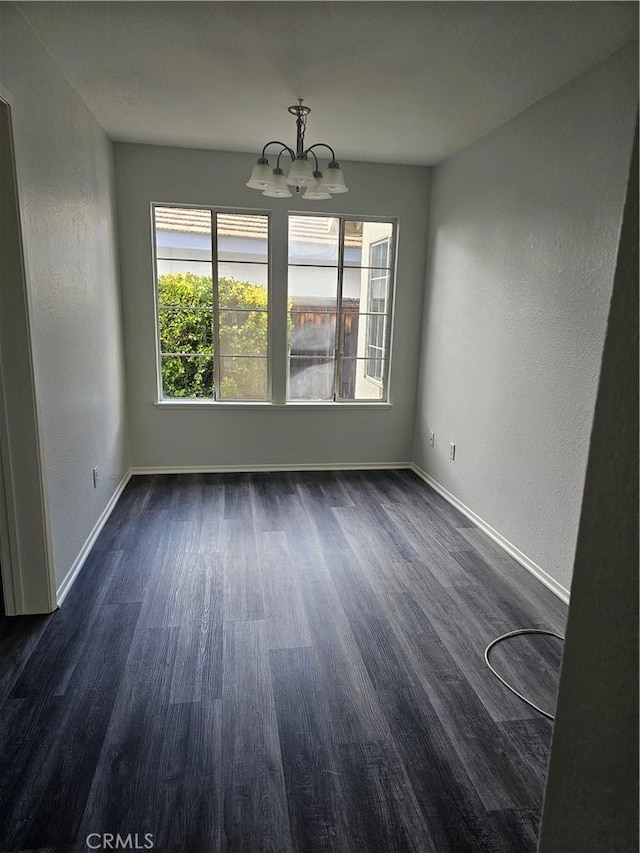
449, 443, 456, 461
428, 431, 435, 447
92, 466, 98, 488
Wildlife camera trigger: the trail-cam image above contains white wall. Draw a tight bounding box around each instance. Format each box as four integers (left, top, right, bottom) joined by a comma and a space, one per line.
0, 100, 54, 614
114, 144, 430, 469
0, 5, 129, 596
539, 122, 638, 853
413, 43, 638, 593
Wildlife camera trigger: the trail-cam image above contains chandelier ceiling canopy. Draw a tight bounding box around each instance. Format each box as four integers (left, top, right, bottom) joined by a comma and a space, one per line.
246, 100, 348, 200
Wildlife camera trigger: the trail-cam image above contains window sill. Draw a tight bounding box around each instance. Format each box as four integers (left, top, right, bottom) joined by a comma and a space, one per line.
154, 400, 394, 411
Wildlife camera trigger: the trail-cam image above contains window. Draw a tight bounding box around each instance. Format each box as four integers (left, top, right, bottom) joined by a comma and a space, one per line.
365, 238, 391, 383
153, 206, 269, 400
287, 216, 395, 401
153, 207, 396, 404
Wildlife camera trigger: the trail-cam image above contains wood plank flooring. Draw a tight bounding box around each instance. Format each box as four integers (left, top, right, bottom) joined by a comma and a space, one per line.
0, 470, 567, 852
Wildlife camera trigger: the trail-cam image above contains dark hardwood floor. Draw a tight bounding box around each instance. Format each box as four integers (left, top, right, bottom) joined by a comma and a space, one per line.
0, 470, 567, 853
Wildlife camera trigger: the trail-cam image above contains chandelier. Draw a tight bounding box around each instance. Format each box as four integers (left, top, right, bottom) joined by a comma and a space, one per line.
246, 99, 349, 200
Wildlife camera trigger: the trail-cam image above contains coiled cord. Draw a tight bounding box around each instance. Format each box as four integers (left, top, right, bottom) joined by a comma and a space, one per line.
484, 628, 565, 721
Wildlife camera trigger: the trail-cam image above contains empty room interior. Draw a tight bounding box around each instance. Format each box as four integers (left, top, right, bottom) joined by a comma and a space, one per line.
0, 2, 638, 852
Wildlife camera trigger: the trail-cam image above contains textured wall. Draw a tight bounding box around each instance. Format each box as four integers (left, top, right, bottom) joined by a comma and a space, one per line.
0, 6, 129, 592
539, 124, 638, 853
114, 144, 430, 469
0, 101, 54, 613
413, 43, 638, 592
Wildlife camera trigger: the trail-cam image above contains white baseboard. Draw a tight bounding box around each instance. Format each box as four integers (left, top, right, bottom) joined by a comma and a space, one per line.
410, 464, 570, 604
56, 470, 132, 606
130, 461, 412, 475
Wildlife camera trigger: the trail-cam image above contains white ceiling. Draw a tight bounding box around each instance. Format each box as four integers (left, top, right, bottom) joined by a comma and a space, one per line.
18, 1, 638, 165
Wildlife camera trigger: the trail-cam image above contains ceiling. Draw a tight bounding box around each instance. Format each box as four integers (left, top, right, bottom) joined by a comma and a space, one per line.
17, 1, 638, 166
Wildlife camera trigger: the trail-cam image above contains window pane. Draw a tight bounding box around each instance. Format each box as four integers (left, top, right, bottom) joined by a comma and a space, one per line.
339, 313, 388, 360
339, 358, 385, 400
369, 240, 389, 269
367, 314, 386, 350
288, 266, 338, 310
367, 267, 390, 312
342, 220, 363, 267
218, 263, 268, 308
364, 357, 385, 385
159, 308, 213, 354
343, 221, 393, 267
288, 357, 334, 400
219, 310, 268, 356
339, 309, 361, 359
342, 268, 362, 307
161, 355, 213, 399
219, 356, 268, 400
289, 216, 339, 266
155, 207, 212, 261
217, 213, 268, 262
341, 267, 390, 310
289, 312, 336, 358
156, 262, 213, 299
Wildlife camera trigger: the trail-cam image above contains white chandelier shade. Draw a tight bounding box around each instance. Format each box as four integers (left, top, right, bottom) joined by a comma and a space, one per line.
318, 164, 348, 194
246, 158, 274, 190
246, 100, 348, 199
303, 171, 332, 200
286, 156, 315, 187
261, 168, 292, 198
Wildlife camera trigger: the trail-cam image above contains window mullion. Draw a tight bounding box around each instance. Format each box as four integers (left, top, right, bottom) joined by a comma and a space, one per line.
211, 210, 221, 401
333, 217, 346, 402
270, 208, 288, 404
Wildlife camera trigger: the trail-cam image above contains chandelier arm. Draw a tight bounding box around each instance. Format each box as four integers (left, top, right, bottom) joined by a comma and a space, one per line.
308, 149, 319, 171
305, 142, 337, 162
261, 140, 296, 160
276, 145, 296, 170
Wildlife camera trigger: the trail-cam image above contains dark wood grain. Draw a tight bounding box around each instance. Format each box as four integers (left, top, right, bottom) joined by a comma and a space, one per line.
323, 550, 415, 691
295, 555, 390, 745
1, 602, 140, 850
270, 647, 353, 853
221, 619, 292, 853
0, 470, 567, 852
378, 684, 488, 851
259, 531, 312, 650
221, 518, 265, 622
0, 613, 49, 704
223, 472, 253, 519
334, 739, 436, 853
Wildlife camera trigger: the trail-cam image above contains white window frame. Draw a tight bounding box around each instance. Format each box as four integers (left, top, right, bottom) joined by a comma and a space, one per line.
364, 236, 391, 385
151, 203, 272, 402
287, 213, 396, 404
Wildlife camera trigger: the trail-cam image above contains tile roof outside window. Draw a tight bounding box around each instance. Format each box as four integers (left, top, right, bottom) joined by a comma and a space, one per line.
154, 207, 362, 247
